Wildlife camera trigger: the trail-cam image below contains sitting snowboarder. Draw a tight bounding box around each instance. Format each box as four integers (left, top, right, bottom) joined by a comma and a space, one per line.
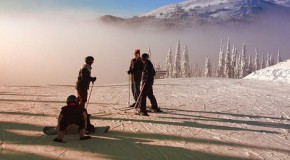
53, 95, 91, 142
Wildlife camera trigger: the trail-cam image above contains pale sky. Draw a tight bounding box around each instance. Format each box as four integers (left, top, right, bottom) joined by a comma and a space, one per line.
0, 0, 185, 17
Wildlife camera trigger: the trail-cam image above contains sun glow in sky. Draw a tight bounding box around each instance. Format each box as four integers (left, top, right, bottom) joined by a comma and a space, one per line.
0, 0, 186, 86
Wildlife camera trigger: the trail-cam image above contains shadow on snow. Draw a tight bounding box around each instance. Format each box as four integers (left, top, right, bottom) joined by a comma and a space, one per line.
0, 121, 259, 160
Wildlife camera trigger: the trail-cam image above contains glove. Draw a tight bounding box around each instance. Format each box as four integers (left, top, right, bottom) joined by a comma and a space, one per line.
92, 77, 97, 82
127, 70, 131, 74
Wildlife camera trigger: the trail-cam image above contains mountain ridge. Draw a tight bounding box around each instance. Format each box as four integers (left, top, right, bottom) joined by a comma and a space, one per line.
100, 0, 290, 28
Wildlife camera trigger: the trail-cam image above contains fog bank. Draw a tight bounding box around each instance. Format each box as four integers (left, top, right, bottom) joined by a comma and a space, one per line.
0, 10, 289, 86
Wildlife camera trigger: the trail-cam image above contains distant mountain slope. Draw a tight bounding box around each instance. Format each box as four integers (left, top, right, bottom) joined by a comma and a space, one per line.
141, 0, 289, 21
265, 0, 290, 7
101, 0, 290, 28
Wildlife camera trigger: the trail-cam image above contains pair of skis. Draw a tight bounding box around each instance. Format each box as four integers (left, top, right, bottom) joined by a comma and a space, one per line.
128, 75, 146, 112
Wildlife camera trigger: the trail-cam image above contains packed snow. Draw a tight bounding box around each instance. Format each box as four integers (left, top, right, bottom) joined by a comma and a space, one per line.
245, 59, 290, 83
0, 78, 290, 160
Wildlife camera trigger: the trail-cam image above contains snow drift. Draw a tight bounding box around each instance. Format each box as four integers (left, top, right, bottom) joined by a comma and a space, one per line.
244, 59, 290, 83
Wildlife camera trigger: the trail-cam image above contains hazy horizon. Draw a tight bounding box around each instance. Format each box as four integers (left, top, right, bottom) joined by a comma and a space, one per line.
1, 7, 290, 86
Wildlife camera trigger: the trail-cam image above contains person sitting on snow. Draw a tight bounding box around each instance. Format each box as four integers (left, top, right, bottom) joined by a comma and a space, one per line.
53, 95, 91, 142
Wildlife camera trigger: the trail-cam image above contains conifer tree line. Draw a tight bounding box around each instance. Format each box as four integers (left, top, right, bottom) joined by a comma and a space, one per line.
164, 38, 191, 78
153, 38, 282, 79
213, 38, 282, 78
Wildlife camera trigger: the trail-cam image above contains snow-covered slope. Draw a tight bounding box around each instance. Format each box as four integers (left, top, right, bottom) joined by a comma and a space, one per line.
141, 0, 290, 22
266, 0, 290, 7
101, 0, 290, 28
244, 59, 290, 83
1, 78, 290, 159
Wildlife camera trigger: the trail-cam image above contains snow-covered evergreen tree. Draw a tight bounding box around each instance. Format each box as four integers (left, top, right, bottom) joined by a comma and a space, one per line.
212, 65, 216, 77
253, 48, 259, 71
271, 54, 275, 66
234, 49, 241, 78
181, 45, 190, 77
277, 50, 281, 64
189, 63, 193, 77
266, 53, 271, 67
198, 65, 203, 77
240, 43, 247, 78
224, 38, 231, 78
247, 55, 252, 74
204, 57, 212, 77
216, 38, 224, 77
230, 44, 236, 78
260, 54, 265, 69
165, 48, 173, 78
245, 54, 248, 73
155, 61, 163, 71
194, 63, 200, 77
148, 46, 152, 60
173, 38, 182, 78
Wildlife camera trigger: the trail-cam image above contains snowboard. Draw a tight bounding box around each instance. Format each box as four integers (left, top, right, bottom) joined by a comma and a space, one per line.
43, 126, 110, 135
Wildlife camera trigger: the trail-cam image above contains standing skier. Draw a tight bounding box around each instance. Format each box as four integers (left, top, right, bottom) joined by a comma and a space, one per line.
127, 49, 144, 107
136, 53, 162, 116
53, 95, 91, 142
76, 56, 96, 133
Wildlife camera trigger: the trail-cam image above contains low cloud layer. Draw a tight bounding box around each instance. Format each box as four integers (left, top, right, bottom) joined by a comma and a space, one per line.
0, 10, 289, 86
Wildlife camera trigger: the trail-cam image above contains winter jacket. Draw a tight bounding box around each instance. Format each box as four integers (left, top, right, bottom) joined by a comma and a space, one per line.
142, 60, 156, 87
128, 58, 144, 81
59, 105, 86, 130
76, 64, 94, 90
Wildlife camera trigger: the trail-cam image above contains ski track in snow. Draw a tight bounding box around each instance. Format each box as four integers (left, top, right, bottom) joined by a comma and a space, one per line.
0, 78, 290, 160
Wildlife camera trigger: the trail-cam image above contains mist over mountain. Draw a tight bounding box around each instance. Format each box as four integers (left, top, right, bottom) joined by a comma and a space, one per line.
1, 1, 290, 86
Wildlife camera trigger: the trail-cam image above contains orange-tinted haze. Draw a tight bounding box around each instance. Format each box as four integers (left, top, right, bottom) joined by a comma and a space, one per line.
0, 10, 289, 86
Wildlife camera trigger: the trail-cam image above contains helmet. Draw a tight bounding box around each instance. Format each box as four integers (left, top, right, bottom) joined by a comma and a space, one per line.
66, 95, 77, 104
85, 56, 94, 64
134, 49, 140, 55
141, 53, 149, 60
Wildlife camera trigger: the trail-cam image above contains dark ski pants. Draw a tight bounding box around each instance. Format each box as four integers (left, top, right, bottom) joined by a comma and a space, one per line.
58, 113, 85, 132
139, 84, 158, 113
59, 121, 85, 132
77, 90, 94, 131
77, 90, 88, 108
131, 80, 141, 102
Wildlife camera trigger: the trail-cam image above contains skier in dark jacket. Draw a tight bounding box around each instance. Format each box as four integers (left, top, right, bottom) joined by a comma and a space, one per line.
76, 56, 96, 133
76, 56, 96, 107
127, 49, 144, 107
136, 53, 162, 116
53, 95, 91, 142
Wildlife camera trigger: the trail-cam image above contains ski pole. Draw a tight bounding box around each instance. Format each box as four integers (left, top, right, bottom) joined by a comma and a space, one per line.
134, 82, 146, 110
128, 75, 131, 107
86, 82, 94, 110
